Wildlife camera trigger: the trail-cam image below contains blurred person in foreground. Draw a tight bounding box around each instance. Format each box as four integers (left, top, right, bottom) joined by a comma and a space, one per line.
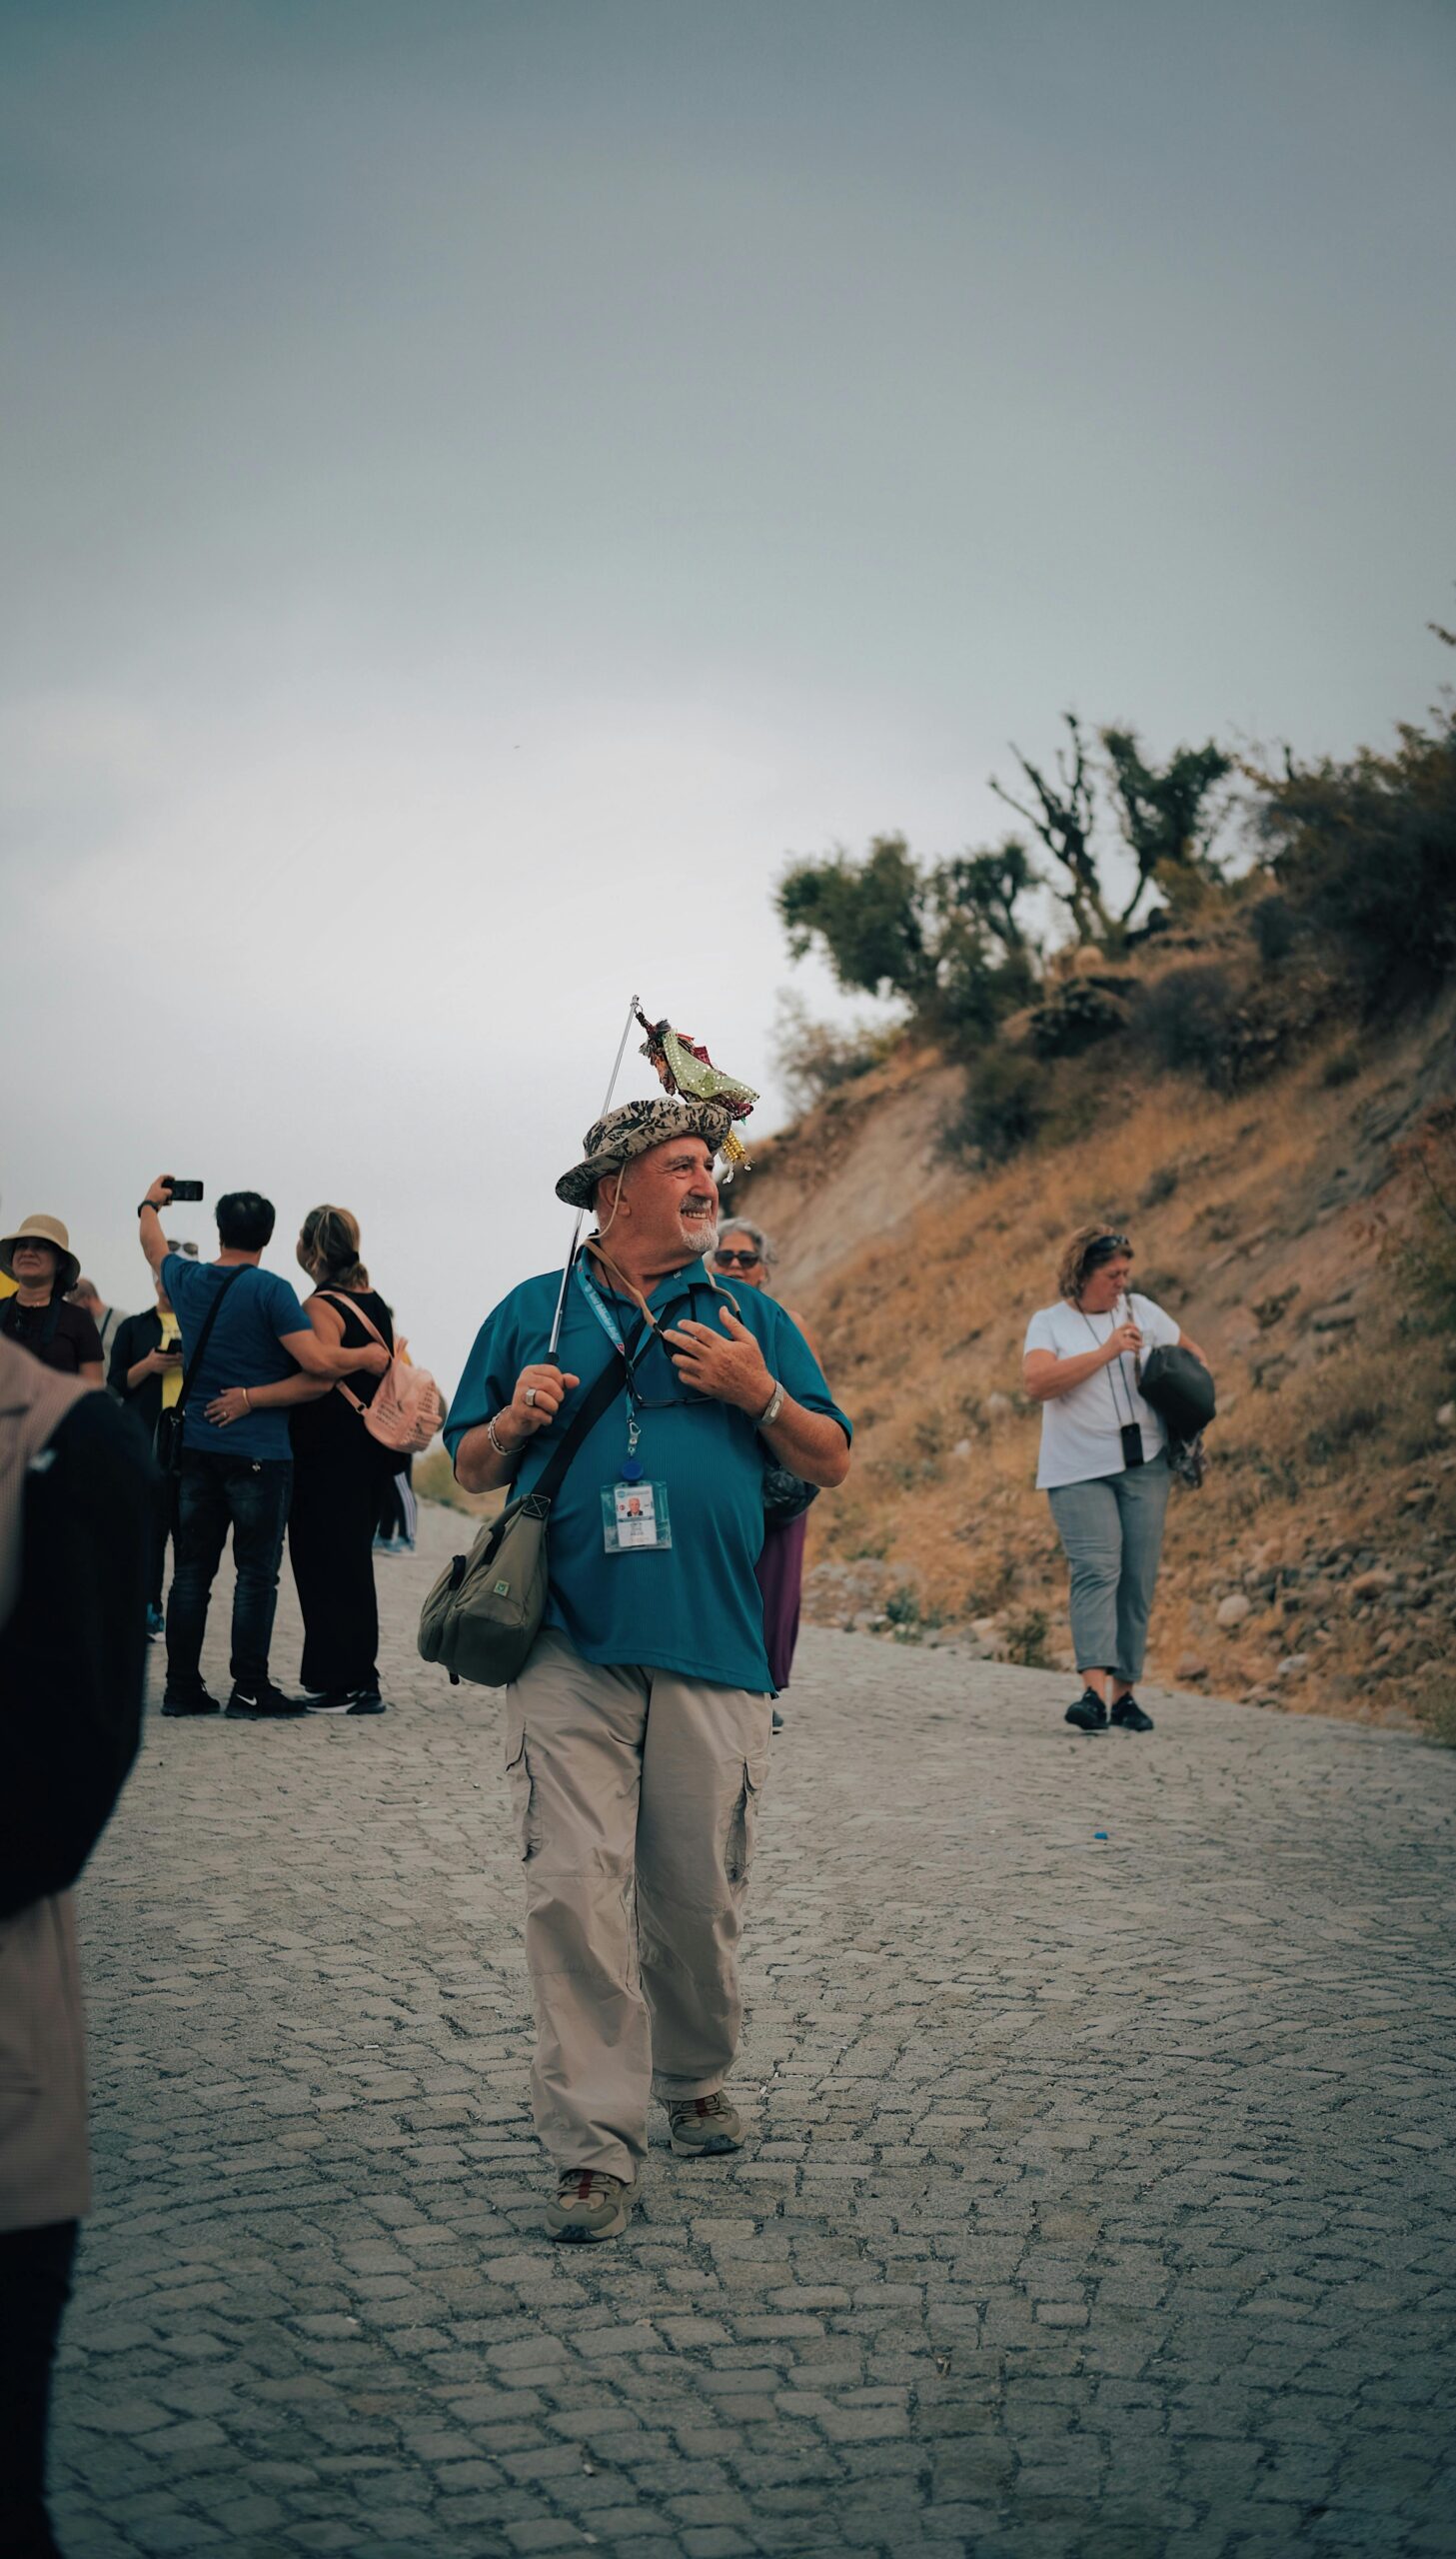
0, 1222, 103, 1386
1022, 1226, 1207, 1736
0, 1326, 149, 2558
108, 1277, 185, 1637
206, 1207, 400, 1716
66, 1280, 125, 1371
448, 1099, 851, 2243
713, 1218, 820, 1721
137, 1180, 388, 1721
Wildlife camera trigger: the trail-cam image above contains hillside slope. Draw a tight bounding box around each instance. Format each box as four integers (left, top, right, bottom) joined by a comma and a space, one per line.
734, 1005, 1456, 1733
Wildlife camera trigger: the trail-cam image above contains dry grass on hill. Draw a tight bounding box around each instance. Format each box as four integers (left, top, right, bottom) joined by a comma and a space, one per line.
785, 1011, 1456, 1734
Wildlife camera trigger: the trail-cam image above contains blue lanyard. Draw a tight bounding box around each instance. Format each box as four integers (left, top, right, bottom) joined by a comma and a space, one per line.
576, 1259, 648, 1478
576, 1258, 631, 1356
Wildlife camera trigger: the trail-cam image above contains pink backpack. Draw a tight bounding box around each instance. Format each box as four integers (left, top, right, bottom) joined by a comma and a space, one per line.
321, 1294, 445, 1455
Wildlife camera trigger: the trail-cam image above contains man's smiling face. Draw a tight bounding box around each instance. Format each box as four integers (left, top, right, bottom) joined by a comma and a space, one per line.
610, 1139, 721, 1268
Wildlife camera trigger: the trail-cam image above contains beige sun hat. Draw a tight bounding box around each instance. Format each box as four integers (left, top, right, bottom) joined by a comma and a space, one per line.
556, 1098, 732, 1211
0, 1214, 81, 1295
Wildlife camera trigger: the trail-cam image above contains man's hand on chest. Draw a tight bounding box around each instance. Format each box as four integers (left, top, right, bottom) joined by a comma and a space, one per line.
661, 1305, 774, 1415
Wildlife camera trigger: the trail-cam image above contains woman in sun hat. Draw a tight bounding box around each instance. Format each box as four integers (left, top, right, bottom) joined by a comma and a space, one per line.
0, 1218, 104, 1383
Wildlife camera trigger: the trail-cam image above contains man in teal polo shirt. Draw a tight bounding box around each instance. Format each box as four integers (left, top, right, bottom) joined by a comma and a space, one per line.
448, 1096, 851, 2242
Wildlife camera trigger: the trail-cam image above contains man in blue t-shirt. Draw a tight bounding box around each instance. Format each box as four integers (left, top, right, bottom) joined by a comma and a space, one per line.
446, 1097, 851, 2244
138, 1178, 388, 1721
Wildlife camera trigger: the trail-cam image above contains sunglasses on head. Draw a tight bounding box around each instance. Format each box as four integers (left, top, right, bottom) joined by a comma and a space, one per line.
714, 1249, 760, 1268
1086, 1232, 1131, 1263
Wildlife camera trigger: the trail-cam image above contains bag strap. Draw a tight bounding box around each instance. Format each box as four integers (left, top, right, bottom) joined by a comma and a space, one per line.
525, 1349, 629, 1507
317, 1288, 390, 1354
175, 1266, 248, 1416
317, 1290, 391, 1415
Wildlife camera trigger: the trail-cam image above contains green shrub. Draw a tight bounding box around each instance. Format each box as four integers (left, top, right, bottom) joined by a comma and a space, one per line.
940, 1050, 1054, 1165
1027, 978, 1130, 1058
1004, 1608, 1051, 1668
1257, 687, 1456, 1011
1303, 1403, 1385, 1466
1250, 894, 1301, 967
1131, 964, 1285, 1092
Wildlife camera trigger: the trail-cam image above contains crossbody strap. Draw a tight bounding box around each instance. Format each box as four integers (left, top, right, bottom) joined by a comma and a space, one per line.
317, 1290, 392, 1414
317, 1288, 390, 1353
175, 1266, 248, 1416
527, 1349, 630, 1507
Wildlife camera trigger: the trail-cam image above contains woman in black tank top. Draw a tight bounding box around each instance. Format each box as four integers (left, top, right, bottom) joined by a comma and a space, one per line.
285, 1210, 398, 1713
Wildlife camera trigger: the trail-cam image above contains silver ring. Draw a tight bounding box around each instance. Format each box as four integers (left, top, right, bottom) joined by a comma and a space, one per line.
524, 1385, 538, 1407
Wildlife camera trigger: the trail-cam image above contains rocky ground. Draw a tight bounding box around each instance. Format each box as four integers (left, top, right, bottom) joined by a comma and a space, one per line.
48, 1504, 1456, 2558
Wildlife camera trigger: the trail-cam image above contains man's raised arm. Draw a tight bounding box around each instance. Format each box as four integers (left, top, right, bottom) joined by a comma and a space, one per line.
137, 1177, 174, 1277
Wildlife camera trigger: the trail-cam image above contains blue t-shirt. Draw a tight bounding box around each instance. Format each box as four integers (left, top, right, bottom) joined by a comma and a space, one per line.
163, 1255, 310, 1461
445, 1260, 851, 1692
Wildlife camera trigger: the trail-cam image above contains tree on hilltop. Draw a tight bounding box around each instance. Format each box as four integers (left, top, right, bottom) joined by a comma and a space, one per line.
1101, 728, 1233, 925
774, 831, 1037, 1047
989, 714, 1109, 945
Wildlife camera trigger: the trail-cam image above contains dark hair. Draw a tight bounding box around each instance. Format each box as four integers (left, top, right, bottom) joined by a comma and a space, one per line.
216, 1191, 276, 1252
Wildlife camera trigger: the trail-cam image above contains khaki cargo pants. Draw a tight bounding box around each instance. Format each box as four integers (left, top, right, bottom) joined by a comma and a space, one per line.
504, 1629, 772, 2183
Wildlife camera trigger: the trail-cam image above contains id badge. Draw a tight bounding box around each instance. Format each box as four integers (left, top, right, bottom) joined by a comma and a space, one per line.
602, 1480, 673, 1552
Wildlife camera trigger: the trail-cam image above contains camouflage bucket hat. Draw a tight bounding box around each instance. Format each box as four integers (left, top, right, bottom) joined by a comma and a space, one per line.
556, 1098, 733, 1211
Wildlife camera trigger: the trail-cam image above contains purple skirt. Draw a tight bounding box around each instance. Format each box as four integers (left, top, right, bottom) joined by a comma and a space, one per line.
755, 1511, 809, 1691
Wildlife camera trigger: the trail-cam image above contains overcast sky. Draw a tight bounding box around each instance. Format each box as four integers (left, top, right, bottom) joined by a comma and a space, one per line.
4, 0, 1453, 1385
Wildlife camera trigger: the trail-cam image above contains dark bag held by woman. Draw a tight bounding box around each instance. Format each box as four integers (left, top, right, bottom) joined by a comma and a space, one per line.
1137, 1341, 1216, 1443
153, 1267, 246, 1477
418, 1350, 627, 1689
761, 1463, 818, 1524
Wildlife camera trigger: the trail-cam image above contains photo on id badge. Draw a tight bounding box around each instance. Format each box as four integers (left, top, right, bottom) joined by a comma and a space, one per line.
602, 1479, 673, 1551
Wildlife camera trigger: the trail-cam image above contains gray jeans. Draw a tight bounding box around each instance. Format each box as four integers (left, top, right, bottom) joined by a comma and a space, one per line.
1046, 1454, 1171, 1683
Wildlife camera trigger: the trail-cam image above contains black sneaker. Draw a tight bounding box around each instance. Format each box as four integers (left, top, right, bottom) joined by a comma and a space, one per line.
225, 1682, 307, 1719
161, 1684, 221, 1717
306, 1688, 387, 1715
1064, 1688, 1108, 1732
1110, 1693, 1155, 1732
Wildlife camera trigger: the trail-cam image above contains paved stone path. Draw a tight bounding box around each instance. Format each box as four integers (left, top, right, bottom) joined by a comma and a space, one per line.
51, 1505, 1456, 2559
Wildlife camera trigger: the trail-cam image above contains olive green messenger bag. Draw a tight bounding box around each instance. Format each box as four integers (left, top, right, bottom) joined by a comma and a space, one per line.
418, 1349, 628, 1688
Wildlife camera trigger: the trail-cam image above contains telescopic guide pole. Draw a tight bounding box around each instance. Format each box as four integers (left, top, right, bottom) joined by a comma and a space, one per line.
545, 991, 641, 1363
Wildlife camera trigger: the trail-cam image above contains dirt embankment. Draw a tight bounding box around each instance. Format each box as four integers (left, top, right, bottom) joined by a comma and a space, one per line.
734, 1005, 1456, 1733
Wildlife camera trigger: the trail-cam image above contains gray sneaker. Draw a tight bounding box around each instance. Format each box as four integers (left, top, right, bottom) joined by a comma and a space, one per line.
545, 2169, 638, 2243
667, 2091, 744, 2157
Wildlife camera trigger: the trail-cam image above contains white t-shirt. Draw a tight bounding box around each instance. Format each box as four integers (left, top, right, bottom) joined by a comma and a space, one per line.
1022, 1292, 1181, 1490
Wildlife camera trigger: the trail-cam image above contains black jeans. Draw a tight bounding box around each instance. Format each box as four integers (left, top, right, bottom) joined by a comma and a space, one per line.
166, 1451, 292, 1694
0, 2219, 77, 2559
288, 1449, 388, 1695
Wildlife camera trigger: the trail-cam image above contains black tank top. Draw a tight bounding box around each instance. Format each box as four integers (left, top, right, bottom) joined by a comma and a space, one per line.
289, 1288, 395, 1465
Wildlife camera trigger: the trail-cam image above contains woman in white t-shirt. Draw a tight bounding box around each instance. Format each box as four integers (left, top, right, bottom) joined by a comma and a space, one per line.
1022, 1225, 1207, 1736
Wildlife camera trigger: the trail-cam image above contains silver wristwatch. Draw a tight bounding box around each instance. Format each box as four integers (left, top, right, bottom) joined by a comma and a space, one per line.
756, 1378, 784, 1429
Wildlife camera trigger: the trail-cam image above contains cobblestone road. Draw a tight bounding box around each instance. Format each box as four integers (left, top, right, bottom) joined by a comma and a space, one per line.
51, 1504, 1456, 2559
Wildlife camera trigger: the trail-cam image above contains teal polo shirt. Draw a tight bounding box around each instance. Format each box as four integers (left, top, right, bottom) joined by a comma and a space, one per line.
445, 1259, 850, 1693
